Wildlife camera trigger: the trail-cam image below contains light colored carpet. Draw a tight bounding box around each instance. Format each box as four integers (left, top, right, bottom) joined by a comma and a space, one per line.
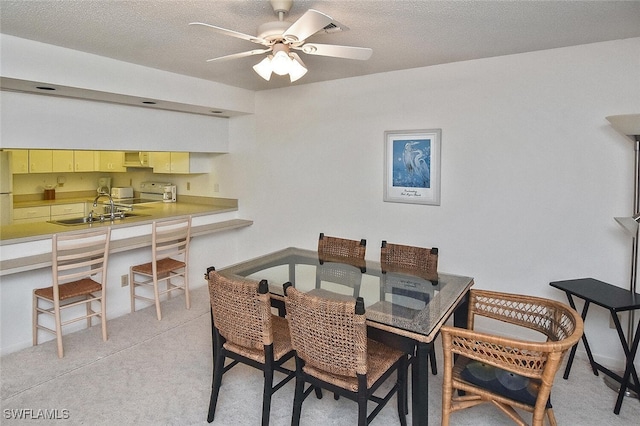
1, 286, 639, 425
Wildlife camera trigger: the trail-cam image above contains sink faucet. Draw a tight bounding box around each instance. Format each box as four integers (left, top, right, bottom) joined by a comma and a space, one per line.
93, 192, 115, 220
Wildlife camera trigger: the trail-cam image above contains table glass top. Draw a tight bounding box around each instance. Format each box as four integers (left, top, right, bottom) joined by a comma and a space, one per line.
219, 247, 474, 342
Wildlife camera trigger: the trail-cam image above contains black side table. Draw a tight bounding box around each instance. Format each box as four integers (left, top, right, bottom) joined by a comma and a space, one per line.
550, 278, 640, 414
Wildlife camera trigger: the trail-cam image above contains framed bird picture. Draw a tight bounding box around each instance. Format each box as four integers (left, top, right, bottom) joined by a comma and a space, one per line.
383, 129, 441, 205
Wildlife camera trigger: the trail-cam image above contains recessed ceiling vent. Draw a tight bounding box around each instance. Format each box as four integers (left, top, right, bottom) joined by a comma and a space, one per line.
321, 21, 349, 34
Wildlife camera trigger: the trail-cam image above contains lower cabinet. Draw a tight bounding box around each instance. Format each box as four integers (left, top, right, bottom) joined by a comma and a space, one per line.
14, 203, 85, 224
13, 206, 51, 224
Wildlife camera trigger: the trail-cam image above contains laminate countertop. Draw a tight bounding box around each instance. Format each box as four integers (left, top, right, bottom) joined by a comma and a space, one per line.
0, 198, 253, 276
2, 199, 239, 245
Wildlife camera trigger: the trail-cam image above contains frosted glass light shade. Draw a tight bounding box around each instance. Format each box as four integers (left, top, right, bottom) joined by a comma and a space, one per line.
271, 50, 292, 75
289, 57, 308, 82
253, 57, 273, 81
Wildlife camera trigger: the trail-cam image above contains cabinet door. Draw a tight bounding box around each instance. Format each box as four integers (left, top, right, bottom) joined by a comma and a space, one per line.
13, 205, 50, 224
29, 150, 53, 173
50, 203, 85, 218
74, 151, 96, 172
52, 151, 74, 172
9, 150, 29, 174
170, 152, 190, 173
151, 152, 172, 173
97, 151, 126, 172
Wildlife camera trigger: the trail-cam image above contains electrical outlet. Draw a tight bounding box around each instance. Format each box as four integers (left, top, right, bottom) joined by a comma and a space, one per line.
187, 182, 190, 191
121, 274, 129, 287
214, 183, 220, 192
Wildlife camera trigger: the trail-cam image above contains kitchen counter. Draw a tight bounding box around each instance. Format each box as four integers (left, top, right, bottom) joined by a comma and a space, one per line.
0, 197, 253, 276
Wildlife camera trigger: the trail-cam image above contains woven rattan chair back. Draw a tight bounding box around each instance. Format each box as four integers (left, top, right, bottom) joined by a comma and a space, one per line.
380, 240, 439, 379
440, 289, 584, 426
317, 232, 366, 264
284, 284, 407, 426
206, 270, 294, 426
380, 240, 438, 281
286, 285, 367, 377
33, 228, 111, 358
130, 217, 191, 320
209, 271, 275, 351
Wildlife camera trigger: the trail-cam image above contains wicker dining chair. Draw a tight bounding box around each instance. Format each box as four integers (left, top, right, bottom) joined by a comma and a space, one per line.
380, 240, 438, 282
130, 217, 191, 320
206, 269, 295, 426
33, 228, 111, 358
317, 232, 366, 265
283, 283, 407, 426
380, 240, 439, 375
440, 289, 583, 426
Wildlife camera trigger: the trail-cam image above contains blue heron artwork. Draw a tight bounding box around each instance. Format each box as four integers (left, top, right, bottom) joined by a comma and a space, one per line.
392, 138, 431, 188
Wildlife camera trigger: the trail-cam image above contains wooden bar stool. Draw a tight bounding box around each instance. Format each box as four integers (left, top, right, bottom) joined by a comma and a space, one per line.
130, 217, 191, 320
33, 228, 111, 358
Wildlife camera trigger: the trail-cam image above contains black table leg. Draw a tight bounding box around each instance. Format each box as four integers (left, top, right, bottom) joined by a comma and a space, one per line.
412, 341, 430, 426
562, 294, 598, 378
612, 317, 640, 414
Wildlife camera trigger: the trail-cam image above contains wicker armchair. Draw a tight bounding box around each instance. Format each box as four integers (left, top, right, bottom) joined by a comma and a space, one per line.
440, 289, 583, 426
283, 284, 407, 426
33, 228, 111, 358
206, 270, 295, 426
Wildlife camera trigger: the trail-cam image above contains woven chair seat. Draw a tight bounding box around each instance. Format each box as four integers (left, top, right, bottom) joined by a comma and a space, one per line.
35, 278, 102, 301
303, 338, 404, 391
224, 315, 293, 364
131, 257, 185, 275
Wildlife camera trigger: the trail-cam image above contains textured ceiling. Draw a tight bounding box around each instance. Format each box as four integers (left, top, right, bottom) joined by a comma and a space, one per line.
1, 0, 640, 93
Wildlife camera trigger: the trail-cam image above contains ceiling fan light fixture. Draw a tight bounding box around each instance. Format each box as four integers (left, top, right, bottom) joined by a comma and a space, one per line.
289, 56, 307, 82
271, 49, 292, 75
253, 56, 273, 81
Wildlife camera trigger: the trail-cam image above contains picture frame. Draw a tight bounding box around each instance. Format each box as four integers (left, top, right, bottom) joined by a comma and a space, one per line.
383, 128, 441, 205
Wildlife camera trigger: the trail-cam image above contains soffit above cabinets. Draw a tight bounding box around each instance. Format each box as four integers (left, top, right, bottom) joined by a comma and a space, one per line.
0, 77, 249, 118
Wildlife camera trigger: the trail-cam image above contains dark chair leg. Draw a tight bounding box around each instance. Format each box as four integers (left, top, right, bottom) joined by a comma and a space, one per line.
262, 368, 274, 426
207, 349, 226, 423
357, 392, 367, 426
398, 355, 408, 426
291, 374, 305, 426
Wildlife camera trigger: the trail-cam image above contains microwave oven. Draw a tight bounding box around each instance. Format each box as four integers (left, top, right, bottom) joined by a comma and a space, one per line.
123, 151, 150, 167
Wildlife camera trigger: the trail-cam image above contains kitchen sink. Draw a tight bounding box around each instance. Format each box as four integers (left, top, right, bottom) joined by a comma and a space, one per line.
49, 212, 150, 226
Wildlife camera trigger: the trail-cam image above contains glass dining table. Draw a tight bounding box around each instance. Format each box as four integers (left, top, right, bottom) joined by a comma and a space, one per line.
216, 247, 475, 426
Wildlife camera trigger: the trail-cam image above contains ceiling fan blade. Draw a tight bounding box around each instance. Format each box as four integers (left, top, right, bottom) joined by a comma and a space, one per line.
206, 48, 271, 63
282, 9, 334, 43
297, 43, 373, 60
189, 22, 266, 44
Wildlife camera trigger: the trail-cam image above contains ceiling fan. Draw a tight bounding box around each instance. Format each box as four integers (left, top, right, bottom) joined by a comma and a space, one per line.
190, 0, 372, 82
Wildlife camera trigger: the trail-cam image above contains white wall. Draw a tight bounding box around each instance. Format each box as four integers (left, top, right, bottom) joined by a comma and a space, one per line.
221, 38, 640, 370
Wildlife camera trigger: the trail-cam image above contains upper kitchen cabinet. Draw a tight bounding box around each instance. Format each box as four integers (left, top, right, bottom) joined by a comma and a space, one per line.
9, 149, 28, 174
74, 150, 97, 172
149, 152, 210, 174
29, 149, 52, 173
53, 150, 74, 172
96, 151, 125, 172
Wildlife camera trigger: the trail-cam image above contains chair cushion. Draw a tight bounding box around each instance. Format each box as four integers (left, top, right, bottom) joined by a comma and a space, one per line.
458, 358, 552, 409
